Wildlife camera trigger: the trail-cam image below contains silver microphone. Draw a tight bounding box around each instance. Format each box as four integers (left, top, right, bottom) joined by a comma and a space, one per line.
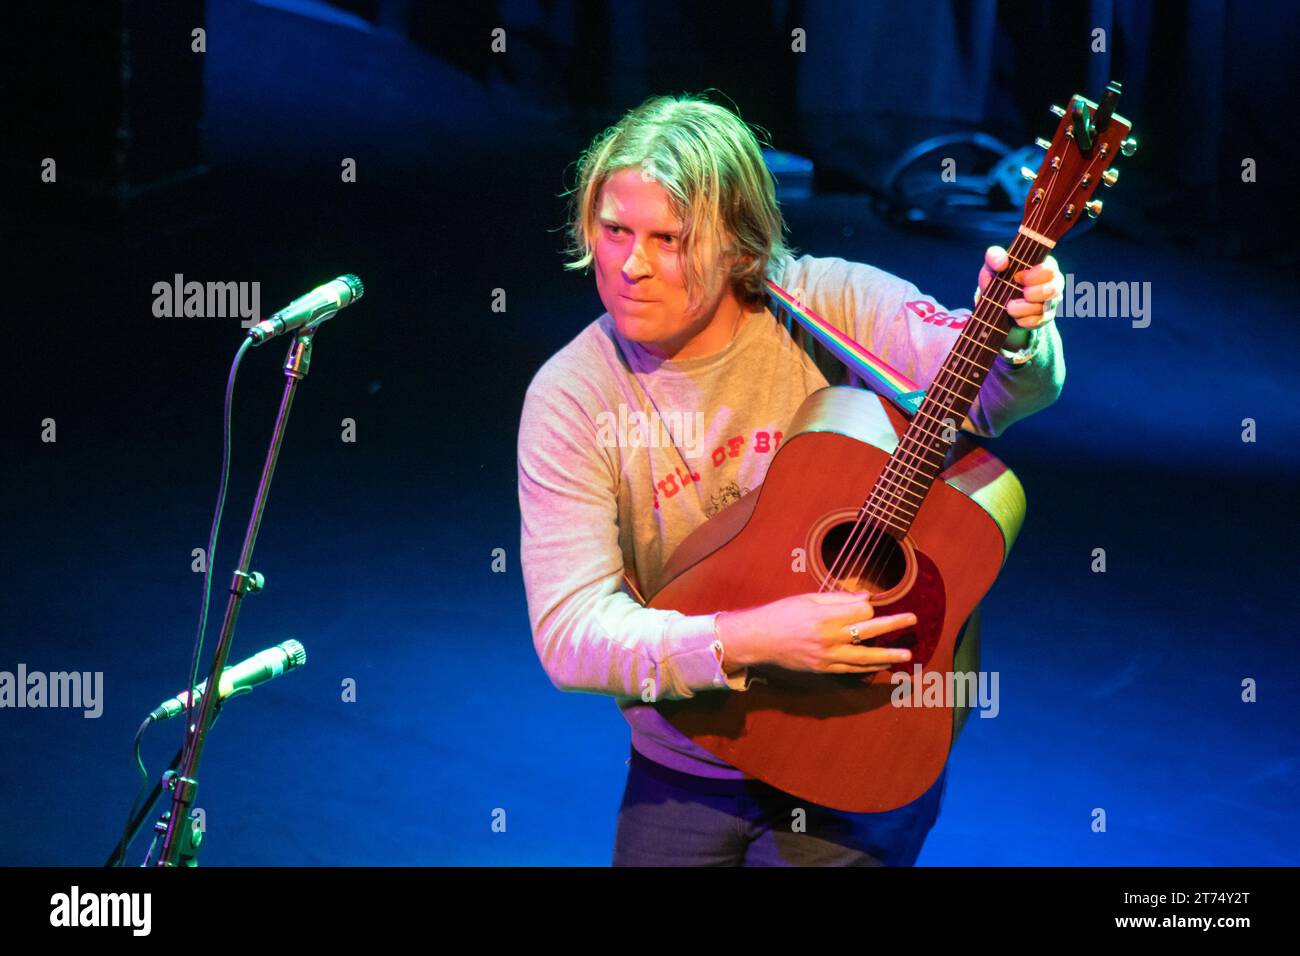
247, 275, 364, 345
151, 640, 307, 720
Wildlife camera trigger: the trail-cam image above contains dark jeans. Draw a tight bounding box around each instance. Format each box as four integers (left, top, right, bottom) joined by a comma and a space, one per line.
612, 746, 948, 866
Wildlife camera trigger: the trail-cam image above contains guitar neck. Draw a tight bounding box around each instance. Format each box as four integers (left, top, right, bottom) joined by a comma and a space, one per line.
863, 228, 1054, 537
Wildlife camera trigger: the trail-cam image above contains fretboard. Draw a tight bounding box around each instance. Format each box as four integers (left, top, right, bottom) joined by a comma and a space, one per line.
863, 230, 1052, 537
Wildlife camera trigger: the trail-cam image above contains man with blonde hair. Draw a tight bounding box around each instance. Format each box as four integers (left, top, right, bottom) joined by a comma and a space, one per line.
518, 93, 1064, 865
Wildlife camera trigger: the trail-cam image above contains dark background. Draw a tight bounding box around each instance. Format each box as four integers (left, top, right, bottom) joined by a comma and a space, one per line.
1, 0, 1296, 865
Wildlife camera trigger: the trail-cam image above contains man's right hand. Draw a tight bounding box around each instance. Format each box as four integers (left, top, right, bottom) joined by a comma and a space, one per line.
716, 591, 915, 675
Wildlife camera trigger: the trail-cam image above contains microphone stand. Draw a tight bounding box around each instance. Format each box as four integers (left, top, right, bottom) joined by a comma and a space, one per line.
153, 330, 318, 866
105, 738, 195, 866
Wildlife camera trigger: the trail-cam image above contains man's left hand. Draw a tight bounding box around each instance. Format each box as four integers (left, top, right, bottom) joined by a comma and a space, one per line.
976, 246, 1064, 350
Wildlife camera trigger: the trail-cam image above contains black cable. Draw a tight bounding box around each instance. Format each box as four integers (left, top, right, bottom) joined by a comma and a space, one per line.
107, 338, 252, 867
185, 338, 252, 735
106, 716, 155, 866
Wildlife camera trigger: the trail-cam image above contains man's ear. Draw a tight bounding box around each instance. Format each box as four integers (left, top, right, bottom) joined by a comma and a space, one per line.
718, 236, 745, 272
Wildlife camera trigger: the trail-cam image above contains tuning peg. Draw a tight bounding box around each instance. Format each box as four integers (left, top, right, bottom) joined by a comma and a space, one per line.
1020, 166, 1037, 180
1085, 199, 1103, 218
1120, 137, 1138, 156
1049, 104, 1066, 117
1102, 168, 1119, 186
1035, 137, 1052, 150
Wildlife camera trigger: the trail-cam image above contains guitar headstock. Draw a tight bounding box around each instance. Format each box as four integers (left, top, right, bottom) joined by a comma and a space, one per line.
1019, 80, 1136, 245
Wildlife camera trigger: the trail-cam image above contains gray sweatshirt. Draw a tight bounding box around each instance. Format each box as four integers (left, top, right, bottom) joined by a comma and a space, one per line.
517, 253, 1065, 779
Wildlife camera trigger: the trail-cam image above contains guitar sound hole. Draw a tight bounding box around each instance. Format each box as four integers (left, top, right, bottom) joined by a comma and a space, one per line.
818, 520, 910, 596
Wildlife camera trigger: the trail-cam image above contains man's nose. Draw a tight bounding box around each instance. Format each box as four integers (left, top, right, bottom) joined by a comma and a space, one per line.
622, 241, 653, 280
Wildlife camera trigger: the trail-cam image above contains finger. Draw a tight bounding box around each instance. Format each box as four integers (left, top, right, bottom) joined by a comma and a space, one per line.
1015, 253, 1061, 283
822, 594, 876, 625
1005, 298, 1044, 319
825, 662, 892, 675
831, 644, 914, 667
1011, 316, 1051, 331
1020, 277, 1063, 303
809, 590, 872, 605
1012, 313, 1052, 330
984, 245, 1009, 273
836, 612, 917, 644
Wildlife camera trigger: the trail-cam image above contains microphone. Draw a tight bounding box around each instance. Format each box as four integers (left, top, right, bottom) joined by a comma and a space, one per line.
151, 640, 307, 721
247, 275, 364, 346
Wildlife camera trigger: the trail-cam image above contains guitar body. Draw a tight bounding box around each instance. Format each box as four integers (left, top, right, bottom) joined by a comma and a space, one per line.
646, 386, 1026, 812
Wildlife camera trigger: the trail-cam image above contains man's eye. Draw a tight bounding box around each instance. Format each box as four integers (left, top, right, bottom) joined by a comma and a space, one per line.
660, 235, 678, 247
603, 224, 625, 236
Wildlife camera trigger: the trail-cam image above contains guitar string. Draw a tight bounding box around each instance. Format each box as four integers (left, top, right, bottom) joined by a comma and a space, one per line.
823, 138, 1080, 592
820, 148, 1072, 596
827, 228, 1059, 592
824, 133, 1112, 606
818, 246, 1031, 600
819, 230, 1045, 595
844, 135, 1114, 588
828, 233, 1040, 592
834, 168, 1067, 586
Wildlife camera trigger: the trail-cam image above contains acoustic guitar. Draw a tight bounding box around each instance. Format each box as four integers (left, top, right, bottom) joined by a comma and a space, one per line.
641, 84, 1136, 812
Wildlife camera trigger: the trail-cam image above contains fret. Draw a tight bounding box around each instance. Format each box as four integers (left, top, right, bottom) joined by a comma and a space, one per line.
872, 474, 928, 509
856, 507, 911, 537
863, 502, 917, 532
961, 337, 1001, 358
872, 461, 938, 503
857, 231, 1050, 535
925, 377, 967, 403
1014, 238, 1050, 265
913, 406, 966, 438
891, 436, 949, 470
872, 468, 927, 502
904, 421, 967, 463
938, 351, 989, 381
965, 309, 1009, 335
867, 484, 925, 521
863, 232, 1050, 531
986, 274, 1023, 299
942, 343, 988, 367
926, 375, 979, 401
887, 453, 946, 493
853, 82, 1132, 544
872, 468, 929, 503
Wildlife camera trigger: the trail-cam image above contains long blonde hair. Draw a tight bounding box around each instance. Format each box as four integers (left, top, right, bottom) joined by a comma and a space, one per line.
562, 92, 793, 313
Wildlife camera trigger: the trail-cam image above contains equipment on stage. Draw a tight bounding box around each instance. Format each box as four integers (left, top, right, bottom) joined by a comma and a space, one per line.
247, 274, 365, 345
107, 273, 364, 866
149, 640, 307, 721
634, 85, 1135, 813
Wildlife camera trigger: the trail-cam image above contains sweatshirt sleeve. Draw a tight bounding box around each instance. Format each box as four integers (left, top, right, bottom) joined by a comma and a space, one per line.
517, 362, 742, 700
781, 255, 1065, 437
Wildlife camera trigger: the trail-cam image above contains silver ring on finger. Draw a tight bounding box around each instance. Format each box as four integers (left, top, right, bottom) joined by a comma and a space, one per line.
848, 624, 860, 641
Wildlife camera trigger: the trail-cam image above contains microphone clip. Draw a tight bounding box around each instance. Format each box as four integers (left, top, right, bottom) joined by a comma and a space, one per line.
230, 569, 265, 596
